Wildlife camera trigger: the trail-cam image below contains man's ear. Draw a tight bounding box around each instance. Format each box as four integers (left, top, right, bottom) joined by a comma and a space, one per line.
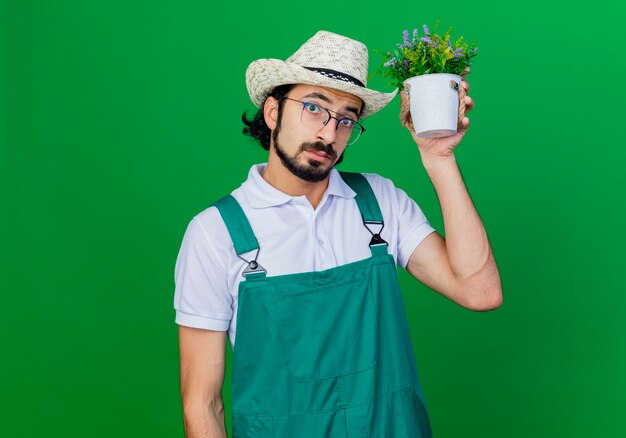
264, 97, 279, 130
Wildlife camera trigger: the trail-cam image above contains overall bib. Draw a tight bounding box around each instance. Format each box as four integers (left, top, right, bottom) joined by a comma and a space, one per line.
214, 172, 432, 438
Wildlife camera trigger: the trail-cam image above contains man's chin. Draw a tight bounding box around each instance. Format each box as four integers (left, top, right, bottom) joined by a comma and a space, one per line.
306, 158, 327, 169
274, 140, 336, 182
289, 159, 333, 182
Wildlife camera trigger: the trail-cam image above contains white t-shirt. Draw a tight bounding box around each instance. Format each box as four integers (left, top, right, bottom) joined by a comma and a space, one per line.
174, 164, 436, 348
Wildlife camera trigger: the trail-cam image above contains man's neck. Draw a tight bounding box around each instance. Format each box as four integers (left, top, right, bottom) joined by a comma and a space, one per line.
262, 154, 330, 210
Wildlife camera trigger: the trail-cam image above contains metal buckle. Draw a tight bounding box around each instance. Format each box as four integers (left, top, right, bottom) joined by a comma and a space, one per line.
238, 249, 266, 277
363, 221, 388, 246
369, 233, 387, 246
242, 260, 266, 276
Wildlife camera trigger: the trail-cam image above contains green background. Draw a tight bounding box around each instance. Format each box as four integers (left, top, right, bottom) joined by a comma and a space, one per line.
1, 0, 625, 436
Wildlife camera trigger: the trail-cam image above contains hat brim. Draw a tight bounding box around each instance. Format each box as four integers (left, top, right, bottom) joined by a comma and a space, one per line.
246, 59, 397, 119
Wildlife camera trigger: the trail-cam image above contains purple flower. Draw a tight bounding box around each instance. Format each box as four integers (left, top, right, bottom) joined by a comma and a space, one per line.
421, 36, 431, 44
403, 59, 409, 71
454, 48, 464, 58
413, 28, 419, 40
384, 58, 397, 67
397, 29, 412, 48
423, 24, 429, 35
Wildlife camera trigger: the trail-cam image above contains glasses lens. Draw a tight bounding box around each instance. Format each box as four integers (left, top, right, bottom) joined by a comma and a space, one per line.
346, 122, 363, 145
299, 101, 364, 145
300, 102, 328, 131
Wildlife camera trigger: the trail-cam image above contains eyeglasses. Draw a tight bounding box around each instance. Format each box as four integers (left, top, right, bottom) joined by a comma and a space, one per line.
283, 97, 366, 145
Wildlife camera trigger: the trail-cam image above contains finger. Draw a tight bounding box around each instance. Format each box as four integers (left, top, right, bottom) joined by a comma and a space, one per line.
461, 67, 470, 80
458, 117, 470, 135
460, 80, 470, 94
464, 96, 474, 113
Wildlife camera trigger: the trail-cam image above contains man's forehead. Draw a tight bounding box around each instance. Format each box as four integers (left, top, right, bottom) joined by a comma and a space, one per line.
291, 84, 363, 107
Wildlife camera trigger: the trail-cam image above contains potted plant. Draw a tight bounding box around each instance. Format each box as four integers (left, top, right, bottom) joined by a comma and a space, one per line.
375, 22, 478, 138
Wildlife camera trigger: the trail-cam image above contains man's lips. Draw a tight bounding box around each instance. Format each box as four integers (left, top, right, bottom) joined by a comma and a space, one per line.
306, 149, 332, 161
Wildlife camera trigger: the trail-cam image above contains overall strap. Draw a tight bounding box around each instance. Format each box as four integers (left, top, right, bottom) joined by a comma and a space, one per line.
339, 172, 388, 250
213, 195, 266, 278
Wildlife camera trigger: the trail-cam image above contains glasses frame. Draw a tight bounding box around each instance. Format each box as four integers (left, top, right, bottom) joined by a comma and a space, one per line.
282, 97, 366, 145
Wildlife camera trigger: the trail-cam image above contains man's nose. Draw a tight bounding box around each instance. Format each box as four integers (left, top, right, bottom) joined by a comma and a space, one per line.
316, 117, 338, 144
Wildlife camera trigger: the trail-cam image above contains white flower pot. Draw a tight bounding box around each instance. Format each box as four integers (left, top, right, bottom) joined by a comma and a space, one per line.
403, 73, 462, 138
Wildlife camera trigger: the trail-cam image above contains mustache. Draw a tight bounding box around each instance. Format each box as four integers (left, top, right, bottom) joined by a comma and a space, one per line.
300, 141, 337, 160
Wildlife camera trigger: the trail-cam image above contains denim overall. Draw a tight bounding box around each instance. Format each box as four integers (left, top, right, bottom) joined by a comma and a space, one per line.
214, 172, 432, 437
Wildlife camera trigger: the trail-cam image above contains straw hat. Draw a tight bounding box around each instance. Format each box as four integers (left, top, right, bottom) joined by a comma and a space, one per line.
246, 31, 397, 118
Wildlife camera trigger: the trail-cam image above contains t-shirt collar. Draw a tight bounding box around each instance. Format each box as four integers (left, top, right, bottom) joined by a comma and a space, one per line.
241, 163, 356, 209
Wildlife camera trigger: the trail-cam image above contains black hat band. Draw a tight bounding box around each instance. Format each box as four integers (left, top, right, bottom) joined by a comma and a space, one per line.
304, 67, 364, 87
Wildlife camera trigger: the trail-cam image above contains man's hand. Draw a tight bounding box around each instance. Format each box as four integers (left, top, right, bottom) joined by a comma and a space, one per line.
400, 67, 474, 163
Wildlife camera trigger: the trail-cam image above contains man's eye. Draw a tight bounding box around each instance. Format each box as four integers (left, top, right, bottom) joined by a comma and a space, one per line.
339, 118, 355, 128
305, 103, 321, 114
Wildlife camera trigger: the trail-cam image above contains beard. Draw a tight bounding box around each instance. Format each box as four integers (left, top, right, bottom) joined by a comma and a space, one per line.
272, 129, 340, 183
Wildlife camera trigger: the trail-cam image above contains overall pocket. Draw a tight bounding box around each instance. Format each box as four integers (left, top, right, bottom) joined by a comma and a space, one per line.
272, 276, 377, 382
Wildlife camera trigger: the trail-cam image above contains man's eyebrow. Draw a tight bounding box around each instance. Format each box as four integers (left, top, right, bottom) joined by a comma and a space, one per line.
301, 92, 360, 118
302, 92, 331, 103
